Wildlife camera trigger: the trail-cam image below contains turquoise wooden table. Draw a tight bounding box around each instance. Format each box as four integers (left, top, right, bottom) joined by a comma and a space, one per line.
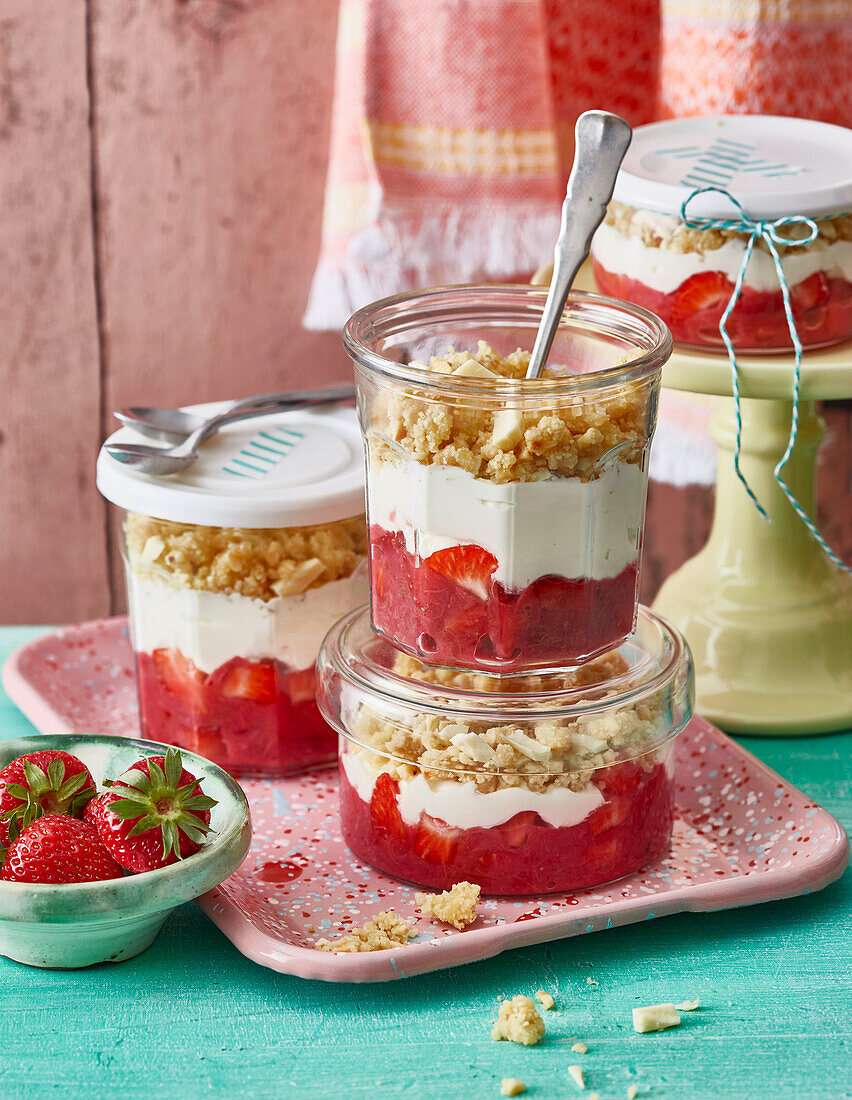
0, 626, 849, 1100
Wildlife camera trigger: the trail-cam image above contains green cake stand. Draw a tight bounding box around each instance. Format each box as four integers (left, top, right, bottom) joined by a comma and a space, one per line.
533, 262, 852, 735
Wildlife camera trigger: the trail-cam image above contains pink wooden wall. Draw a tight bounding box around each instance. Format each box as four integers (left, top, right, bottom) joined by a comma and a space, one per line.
0, 1, 850, 624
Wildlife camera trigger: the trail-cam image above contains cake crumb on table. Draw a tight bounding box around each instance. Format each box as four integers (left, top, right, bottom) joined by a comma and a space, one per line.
676, 998, 700, 1011
570, 1041, 588, 1054
500, 1080, 527, 1097
632, 1004, 681, 1033
535, 989, 555, 1010
314, 910, 415, 953
568, 1064, 586, 1090
586, 977, 599, 987
491, 995, 546, 1046
415, 881, 481, 929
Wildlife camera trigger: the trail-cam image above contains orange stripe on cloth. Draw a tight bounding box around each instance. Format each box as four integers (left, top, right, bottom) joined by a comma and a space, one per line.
365, 120, 559, 176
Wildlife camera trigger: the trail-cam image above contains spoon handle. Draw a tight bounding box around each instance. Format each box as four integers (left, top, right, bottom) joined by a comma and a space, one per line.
187, 385, 356, 449
526, 111, 633, 380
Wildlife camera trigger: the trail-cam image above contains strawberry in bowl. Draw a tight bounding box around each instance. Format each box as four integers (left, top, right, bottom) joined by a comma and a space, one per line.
0, 734, 250, 969
0, 749, 96, 846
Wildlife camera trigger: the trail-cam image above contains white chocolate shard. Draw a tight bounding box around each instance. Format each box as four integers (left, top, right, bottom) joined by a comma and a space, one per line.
568, 1065, 586, 1090
632, 1003, 681, 1033
492, 408, 524, 450
272, 557, 326, 597
501, 1081, 526, 1097
450, 731, 498, 764
627, 1087, 638, 1099
141, 535, 166, 563
452, 358, 497, 379
675, 998, 700, 1011
503, 729, 552, 762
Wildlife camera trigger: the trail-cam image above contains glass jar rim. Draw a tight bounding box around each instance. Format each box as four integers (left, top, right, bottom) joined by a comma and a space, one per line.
343, 284, 672, 396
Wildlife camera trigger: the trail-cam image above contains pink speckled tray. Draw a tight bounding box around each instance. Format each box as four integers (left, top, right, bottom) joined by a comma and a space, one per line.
3, 618, 848, 983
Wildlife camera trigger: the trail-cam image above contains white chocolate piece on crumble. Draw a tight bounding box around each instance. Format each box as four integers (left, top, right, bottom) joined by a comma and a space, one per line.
632, 1003, 681, 1033
568, 1065, 586, 1090
500, 1080, 527, 1097
676, 998, 700, 1011
570, 1041, 588, 1054
492, 408, 525, 450
452, 358, 497, 378
314, 910, 414, 953
415, 881, 481, 930
491, 996, 546, 1046
535, 990, 555, 1011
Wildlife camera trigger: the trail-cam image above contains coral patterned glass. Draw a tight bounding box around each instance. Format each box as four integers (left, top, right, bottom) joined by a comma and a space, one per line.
344, 285, 670, 674
316, 606, 693, 896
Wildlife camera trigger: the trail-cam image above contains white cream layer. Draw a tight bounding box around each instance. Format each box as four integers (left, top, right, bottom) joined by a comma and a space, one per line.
128, 566, 368, 674
341, 750, 604, 831
592, 219, 852, 296
368, 458, 643, 589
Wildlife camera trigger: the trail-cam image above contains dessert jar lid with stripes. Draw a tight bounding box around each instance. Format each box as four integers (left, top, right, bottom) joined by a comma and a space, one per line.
97, 403, 367, 779
591, 115, 852, 352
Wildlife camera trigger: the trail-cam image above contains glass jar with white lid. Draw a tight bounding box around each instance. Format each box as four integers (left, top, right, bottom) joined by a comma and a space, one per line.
97, 404, 368, 778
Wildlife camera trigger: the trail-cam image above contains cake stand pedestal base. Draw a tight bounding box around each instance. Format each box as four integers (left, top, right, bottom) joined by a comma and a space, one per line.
654, 397, 852, 735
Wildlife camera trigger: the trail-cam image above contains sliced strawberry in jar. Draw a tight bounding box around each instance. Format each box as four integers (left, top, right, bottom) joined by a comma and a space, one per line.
281, 667, 316, 705
369, 772, 406, 842
496, 810, 539, 848
588, 795, 632, 836
791, 271, 830, 312
426, 545, 498, 601
670, 272, 734, 325
221, 662, 277, 705
413, 813, 459, 863
151, 648, 207, 710
600, 760, 642, 795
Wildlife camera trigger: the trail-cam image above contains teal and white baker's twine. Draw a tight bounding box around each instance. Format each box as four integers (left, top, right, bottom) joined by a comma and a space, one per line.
680, 187, 850, 574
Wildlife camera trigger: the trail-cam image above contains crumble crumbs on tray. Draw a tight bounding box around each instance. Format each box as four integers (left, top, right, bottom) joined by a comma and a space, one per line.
347, 647, 667, 795
501, 1081, 526, 1097
605, 200, 852, 257
314, 909, 414, 953
570, 1041, 588, 1054
125, 513, 366, 601
535, 990, 555, 1011
491, 995, 546, 1046
369, 342, 648, 485
415, 881, 481, 929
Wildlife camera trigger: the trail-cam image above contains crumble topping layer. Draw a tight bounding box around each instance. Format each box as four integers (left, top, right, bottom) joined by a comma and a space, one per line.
605, 200, 852, 257
415, 881, 481, 929
125, 512, 367, 602
491, 995, 546, 1045
314, 909, 415, 953
347, 649, 666, 794
369, 343, 649, 485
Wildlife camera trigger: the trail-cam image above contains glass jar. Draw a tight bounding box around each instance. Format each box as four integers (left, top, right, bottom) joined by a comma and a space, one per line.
591, 115, 852, 353
344, 285, 671, 674
317, 606, 693, 896
97, 404, 368, 778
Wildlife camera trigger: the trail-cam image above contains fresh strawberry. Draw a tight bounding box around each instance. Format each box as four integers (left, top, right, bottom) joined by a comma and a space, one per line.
588, 795, 631, 836
413, 813, 459, 864
282, 667, 316, 705
369, 772, 406, 842
0, 750, 96, 846
152, 648, 207, 710
670, 272, 734, 324
791, 271, 830, 311
222, 662, 277, 705
426, 545, 498, 600
93, 748, 216, 873
0, 814, 124, 883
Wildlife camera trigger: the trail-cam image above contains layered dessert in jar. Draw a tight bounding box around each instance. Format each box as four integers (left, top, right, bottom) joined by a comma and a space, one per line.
344, 286, 671, 673
97, 405, 368, 777
317, 606, 694, 895
592, 116, 852, 352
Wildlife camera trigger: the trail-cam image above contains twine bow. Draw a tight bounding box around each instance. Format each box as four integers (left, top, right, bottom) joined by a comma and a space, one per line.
680, 187, 849, 574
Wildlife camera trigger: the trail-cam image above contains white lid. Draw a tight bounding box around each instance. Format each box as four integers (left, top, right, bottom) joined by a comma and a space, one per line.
97, 403, 366, 528
613, 115, 852, 220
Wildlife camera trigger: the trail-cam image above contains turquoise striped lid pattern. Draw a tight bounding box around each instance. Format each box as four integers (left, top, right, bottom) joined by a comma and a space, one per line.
222, 425, 305, 479
657, 138, 803, 191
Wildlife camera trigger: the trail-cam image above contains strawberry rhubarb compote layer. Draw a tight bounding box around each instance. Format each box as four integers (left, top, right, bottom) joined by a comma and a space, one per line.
593, 202, 852, 351
125, 512, 367, 777
366, 343, 653, 671
331, 649, 678, 896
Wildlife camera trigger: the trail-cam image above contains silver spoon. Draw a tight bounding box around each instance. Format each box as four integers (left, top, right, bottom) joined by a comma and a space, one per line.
105, 384, 357, 475
114, 385, 356, 443
526, 110, 633, 380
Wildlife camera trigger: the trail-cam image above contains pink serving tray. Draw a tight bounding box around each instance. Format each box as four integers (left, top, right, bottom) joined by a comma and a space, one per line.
3, 618, 848, 983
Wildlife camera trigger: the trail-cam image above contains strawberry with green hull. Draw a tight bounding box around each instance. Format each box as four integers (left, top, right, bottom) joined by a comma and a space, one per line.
91, 748, 217, 873
0, 750, 96, 847
0, 814, 124, 884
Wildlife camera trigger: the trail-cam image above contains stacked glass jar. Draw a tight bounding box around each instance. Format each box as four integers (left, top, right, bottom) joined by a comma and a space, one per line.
317, 285, 695, 895
97, 404, 369, 778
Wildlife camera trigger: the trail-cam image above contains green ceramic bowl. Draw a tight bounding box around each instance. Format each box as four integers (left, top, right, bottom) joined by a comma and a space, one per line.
0, 734, 251, 969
